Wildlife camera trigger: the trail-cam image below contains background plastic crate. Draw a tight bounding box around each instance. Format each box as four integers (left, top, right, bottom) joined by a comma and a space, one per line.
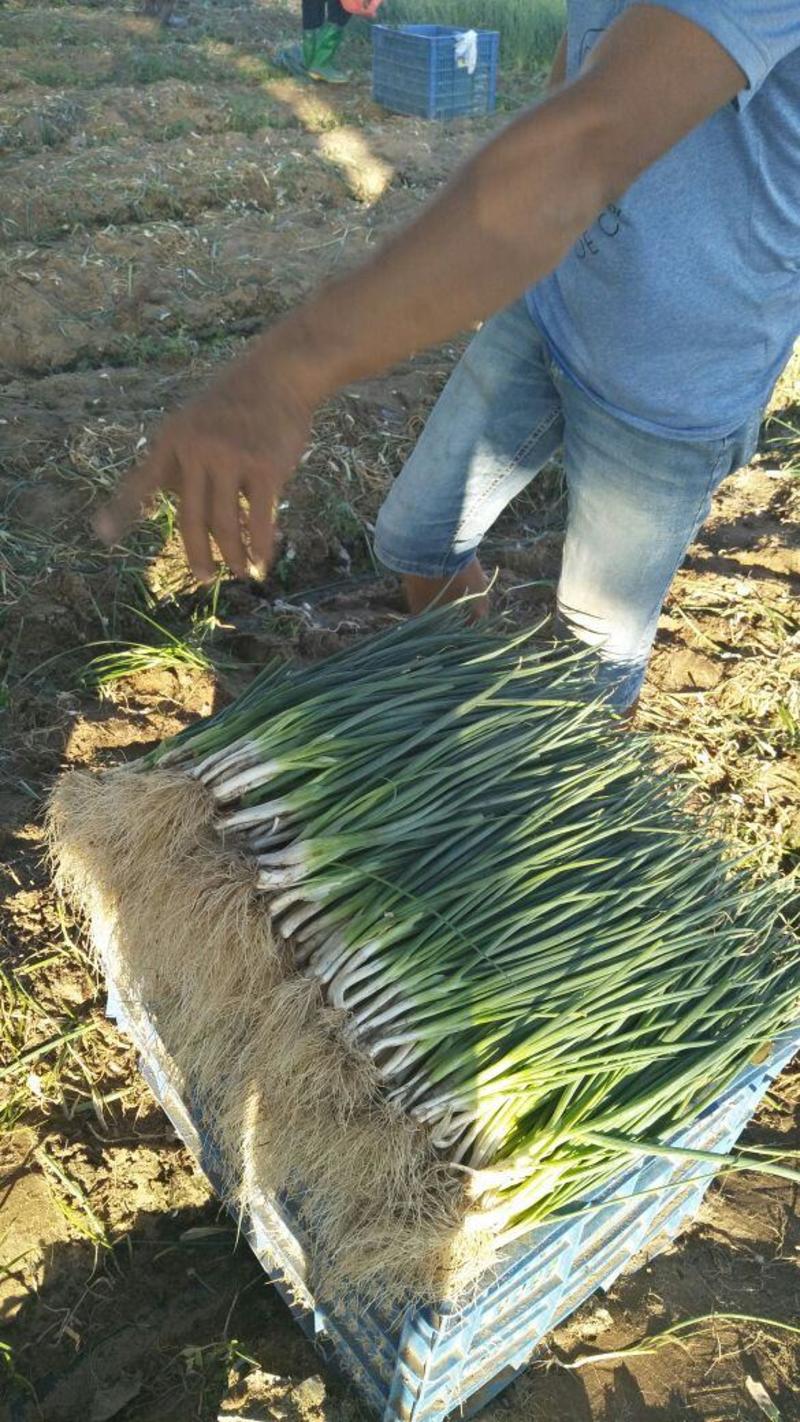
372, 25, 499, 120
106, 980, 799, 1422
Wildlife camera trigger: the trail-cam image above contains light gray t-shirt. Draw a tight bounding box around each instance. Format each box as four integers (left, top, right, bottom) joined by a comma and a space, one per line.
528, 1, 800, 439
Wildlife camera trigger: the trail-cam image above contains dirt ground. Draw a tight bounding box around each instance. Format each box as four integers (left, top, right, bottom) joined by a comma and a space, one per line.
1, 2, 799, 1418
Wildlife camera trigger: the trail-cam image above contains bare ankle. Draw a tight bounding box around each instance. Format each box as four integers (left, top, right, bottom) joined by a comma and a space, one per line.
403, 559, 489, 618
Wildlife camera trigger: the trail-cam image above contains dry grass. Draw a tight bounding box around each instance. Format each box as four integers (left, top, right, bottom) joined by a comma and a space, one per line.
639, 353, 800, 880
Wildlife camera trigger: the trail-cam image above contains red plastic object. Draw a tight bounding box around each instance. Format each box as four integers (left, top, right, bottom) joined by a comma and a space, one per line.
341, 0, 383, 16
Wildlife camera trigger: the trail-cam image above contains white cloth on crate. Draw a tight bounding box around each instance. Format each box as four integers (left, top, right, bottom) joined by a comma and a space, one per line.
455, 29, 478, 75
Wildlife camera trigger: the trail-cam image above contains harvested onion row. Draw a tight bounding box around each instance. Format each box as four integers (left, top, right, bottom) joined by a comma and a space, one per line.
147, 606, 800, 1244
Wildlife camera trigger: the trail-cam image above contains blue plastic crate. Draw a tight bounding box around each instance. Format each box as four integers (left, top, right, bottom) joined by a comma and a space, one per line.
372, 25, 499, 120
107, 981, 799, 1422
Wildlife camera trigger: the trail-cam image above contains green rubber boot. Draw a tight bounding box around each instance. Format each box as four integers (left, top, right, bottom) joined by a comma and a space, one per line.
276, 28, 321, 78
307, 21, 349, 84
303, 27, 319, 69
277, 33, 311, 79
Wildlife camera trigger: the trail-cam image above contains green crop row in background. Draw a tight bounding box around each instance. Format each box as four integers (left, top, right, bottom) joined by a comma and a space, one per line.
381, 0, 565, 71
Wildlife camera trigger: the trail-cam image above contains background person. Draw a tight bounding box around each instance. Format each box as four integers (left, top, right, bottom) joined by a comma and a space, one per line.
278, 0, 352, 85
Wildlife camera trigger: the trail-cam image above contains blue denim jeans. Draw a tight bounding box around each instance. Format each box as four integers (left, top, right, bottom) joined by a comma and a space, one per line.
374, 300, 762, 709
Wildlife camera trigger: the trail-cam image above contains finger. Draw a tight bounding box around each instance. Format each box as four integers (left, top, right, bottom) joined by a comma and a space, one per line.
94, 440, 173, 546
244, 469, 279, 581
178, 461, 215, 583
209, 468, 249, 580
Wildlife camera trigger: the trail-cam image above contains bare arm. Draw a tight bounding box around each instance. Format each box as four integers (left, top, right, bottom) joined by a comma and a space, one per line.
100, 5, 746, 580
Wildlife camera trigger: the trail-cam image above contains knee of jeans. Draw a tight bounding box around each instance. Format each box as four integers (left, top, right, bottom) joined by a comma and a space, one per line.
375, 489, 480, 579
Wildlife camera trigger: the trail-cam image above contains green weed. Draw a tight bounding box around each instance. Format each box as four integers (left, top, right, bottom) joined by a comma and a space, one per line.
0, 958, 97, 1131
35, 1143, 111, 1248
117, 44, 227, 87
118, 329, 200, 367
0, 1340, 37, 1409
321, 494, 365, 544
383, 0, 565, 71
178, 1339, 260, 1415
224, 92, 273, 135
80, 606, 215, 694
17, 58, 82, 87
776, 702, 800, 749
159, 116, 195, 140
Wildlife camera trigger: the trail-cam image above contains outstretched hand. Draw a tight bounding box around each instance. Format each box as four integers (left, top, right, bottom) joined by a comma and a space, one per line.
94, 339, 316, 583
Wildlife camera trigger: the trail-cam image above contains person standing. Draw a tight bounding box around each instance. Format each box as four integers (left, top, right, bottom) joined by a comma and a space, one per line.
96, 4, 800, 713
278, 0, 352, 86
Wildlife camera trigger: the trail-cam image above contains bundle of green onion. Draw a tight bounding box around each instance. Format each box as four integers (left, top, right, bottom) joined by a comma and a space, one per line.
132, 605, 799, 1255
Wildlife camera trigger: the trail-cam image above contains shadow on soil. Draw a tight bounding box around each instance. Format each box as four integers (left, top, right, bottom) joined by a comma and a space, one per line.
2, 1200, 323, 1422
4, 1158, 800, 1422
